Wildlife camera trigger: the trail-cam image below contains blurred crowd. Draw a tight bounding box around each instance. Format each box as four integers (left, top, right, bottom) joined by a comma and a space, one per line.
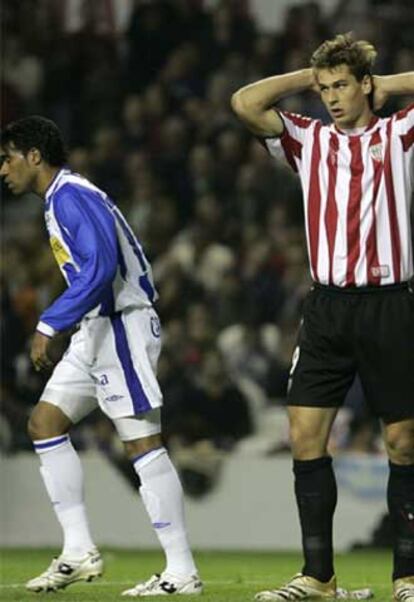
2, 0, 413, 493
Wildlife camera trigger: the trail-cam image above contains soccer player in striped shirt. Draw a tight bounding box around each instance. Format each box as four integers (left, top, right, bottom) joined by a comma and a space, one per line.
232, 33, 414, 601
0, 116, 202, 597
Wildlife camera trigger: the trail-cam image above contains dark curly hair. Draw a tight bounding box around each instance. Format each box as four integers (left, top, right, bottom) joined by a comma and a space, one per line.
1, 115, 67, 166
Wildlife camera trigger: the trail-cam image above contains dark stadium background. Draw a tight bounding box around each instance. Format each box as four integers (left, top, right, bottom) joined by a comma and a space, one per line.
1, 1, 413, 513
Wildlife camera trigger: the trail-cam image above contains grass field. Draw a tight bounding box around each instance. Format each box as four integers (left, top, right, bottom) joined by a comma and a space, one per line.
0, 549, 392, 601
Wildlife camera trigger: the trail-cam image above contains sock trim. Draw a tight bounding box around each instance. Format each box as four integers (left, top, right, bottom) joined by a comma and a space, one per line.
132, 446, 165, 466
33, 434, 69, 451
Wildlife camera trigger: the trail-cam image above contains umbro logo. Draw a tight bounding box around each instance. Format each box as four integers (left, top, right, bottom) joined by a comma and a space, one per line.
152, 521, 171, 529
104, 394, 124, 402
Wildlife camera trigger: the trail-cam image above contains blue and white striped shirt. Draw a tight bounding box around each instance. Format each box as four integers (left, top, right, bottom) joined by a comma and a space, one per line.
37, 169, 157, 336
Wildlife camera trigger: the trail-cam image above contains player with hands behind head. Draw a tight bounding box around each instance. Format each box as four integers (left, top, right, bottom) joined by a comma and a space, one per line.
232, 32, 414, 601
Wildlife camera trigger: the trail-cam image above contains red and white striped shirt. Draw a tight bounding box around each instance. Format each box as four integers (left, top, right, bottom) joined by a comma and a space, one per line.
265, 104, 414, 287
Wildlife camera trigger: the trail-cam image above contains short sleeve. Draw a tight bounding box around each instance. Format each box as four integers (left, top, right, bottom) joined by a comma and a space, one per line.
263, 110, 317, 173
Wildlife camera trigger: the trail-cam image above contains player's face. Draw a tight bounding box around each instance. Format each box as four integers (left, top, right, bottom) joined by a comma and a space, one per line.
0, 143, 38, 195
315, 64, 372, 128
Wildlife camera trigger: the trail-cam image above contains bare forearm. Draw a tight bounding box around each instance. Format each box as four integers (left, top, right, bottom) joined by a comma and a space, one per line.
381, 72, 414, 96
383, 71, 414, 96
231, 69, 314, 136
232, 69, 314, 112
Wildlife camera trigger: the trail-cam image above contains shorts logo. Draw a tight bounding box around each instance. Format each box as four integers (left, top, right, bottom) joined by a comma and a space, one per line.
104, 394, 124, 402
150, 316, 161, 338
289, 346, 300, 376
99, 374, 109, 385
370, 265, 390, 278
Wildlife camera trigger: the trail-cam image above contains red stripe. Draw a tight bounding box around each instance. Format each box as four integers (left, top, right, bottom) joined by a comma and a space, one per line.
280, 131, 302, 172
345, 136, 363, 286
307, 122, 322, 281
401, 126, 414, 152
384, 120, 402, 281
283, 111, 313, 129
395, 103, 414, 121
366, 130, 383, 285
324, 133, 339, 284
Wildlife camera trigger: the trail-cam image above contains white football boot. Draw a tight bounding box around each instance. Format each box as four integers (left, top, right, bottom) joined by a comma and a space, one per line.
255, 574, 337, 601
394, 577, 414, 601
25, 548, 103, 592
122, 572, 203, 597
255, 574, 373, 601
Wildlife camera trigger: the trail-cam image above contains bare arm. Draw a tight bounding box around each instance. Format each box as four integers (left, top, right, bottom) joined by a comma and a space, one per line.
373, 72, 414, 110
231, 69, 315, 137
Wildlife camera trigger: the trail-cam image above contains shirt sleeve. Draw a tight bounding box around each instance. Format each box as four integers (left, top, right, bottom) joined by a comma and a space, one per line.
392, 103, 414, 152
37, 185, 118, 335
263, 110, 317, 173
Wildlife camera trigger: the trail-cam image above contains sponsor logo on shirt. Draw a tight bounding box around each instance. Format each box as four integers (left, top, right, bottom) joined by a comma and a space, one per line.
371, 265, 390, 278
50, 236, 70, 267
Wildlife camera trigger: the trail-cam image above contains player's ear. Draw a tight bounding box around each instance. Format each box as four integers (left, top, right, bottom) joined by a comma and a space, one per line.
361, 74, 373, 96
28, 148, 42, 166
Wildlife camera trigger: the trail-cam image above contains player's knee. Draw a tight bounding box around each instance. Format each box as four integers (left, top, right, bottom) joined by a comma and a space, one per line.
123, 433, 163, 460
385, 422, 414, 464
289, 423, 326, 459
27, 402, 71, 441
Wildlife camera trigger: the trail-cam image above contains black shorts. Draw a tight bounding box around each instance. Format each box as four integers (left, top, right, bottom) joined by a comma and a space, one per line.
287, 281, 414, 422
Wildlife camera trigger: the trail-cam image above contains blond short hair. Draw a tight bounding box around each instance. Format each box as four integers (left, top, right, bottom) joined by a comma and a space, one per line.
311, 33, 377, 81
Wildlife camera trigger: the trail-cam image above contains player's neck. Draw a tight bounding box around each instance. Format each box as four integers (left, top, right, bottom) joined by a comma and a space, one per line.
34, 166, 61, 198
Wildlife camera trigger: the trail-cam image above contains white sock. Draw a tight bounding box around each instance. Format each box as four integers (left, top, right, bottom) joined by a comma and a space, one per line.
34, 434, 95, 558
133, 447, 197, 577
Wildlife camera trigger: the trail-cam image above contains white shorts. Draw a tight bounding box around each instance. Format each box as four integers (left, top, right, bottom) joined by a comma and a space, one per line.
40, 307, 163, 439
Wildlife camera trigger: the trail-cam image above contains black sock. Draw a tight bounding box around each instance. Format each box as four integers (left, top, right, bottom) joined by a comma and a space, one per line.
293, 456, 337, 582
387, 462, 414, 580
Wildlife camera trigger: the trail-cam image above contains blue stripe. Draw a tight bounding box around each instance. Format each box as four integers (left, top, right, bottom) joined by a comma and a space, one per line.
111, 312, 151, 414
131, 446, 164, 466
102, 197, 156, 302
34, 435, 69, 450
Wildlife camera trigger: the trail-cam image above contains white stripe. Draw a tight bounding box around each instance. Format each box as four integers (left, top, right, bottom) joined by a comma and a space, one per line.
332, 135, 352, 287
315, 129, 330, 283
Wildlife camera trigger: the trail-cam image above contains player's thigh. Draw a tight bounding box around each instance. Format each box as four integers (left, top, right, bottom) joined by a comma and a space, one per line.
113, 409, 162, 458
36, 329, 98, 428
288, 288, 356, 411
357, 288, 414, 423
90, 308, 163, 420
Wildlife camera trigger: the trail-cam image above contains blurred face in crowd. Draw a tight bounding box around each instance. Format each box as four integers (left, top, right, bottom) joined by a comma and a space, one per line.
0, 143, 39, 195
315, 64, 372, 129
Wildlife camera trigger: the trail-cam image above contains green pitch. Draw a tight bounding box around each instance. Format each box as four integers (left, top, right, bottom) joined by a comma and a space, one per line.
0, 549, 391, 601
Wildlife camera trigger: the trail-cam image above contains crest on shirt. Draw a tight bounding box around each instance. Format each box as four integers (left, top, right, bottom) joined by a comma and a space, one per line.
369, 142, 383, 162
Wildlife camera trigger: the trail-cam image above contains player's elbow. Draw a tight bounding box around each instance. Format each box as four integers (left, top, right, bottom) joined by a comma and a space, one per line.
231, 89, 266, 131
231, 90, 252, 119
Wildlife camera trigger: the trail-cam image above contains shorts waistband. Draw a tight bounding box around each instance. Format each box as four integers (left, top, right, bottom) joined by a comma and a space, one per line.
312, 280, 412, 294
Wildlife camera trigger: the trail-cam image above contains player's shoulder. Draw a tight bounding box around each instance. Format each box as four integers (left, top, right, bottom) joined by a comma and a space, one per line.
280, 110, 316, 129
393, 102, 414, 121
52, 172, 106, 205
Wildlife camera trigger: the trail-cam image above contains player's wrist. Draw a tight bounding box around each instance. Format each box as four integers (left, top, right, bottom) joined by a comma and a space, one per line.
36, 321, 57, 338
